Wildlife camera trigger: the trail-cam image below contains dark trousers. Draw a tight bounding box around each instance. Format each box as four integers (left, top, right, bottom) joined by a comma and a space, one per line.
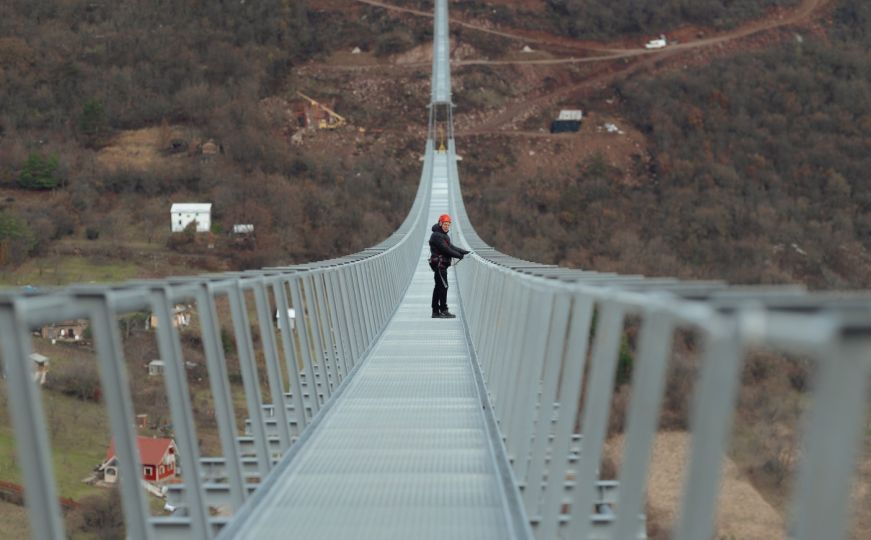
432, 267, 448, 311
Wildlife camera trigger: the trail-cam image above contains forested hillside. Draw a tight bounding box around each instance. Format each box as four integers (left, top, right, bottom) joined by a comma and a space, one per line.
464, 0, 871, 288
1, 0, 866, 290
0, 0, 868, 537
617, 18, 871, 287
543, 0, 801, 37
0, 0, 423, 279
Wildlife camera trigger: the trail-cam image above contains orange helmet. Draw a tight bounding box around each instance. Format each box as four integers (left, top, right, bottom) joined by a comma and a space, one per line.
438, 214, 452, 224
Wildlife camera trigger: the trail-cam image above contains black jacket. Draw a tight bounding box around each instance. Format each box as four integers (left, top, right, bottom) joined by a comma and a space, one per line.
429, 223, 468, 270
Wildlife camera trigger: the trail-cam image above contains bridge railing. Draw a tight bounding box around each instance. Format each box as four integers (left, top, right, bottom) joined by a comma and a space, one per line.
0, 142, 435, 540
445, 140, 871, 540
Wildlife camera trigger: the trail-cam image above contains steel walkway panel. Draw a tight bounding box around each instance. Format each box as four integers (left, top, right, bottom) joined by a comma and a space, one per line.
228, 153, 518, 539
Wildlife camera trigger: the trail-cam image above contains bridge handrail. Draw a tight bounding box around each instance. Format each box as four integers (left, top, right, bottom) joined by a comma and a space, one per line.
0, 142, 437, 540
443, 138, 871, 539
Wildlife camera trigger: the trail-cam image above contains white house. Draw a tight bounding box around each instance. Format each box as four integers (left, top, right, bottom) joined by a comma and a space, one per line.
170, 203, 212, 233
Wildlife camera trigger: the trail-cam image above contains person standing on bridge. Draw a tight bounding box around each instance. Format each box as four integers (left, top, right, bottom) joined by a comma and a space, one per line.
429, 214, 469, 319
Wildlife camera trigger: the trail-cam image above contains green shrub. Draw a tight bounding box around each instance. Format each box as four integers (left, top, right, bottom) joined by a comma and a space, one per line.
0, 210, 35, 265
18, 153, 60, 190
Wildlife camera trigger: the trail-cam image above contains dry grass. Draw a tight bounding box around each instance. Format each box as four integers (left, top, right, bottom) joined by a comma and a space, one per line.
0, 500, 29, 538
96, 126, 198, 171
606, 431, 786, 540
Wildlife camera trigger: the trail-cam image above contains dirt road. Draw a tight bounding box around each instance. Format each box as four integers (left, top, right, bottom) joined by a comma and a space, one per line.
354, 0, 618, 54
300, 0, 832, 134
357, 0, 829, 66
460, 0, 831, 132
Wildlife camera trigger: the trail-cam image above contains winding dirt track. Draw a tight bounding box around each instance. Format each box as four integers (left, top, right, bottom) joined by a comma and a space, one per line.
357, 0, 828, 66
346, 0, 830, 132
355, 0, 618, 53
459, 0, 830, 132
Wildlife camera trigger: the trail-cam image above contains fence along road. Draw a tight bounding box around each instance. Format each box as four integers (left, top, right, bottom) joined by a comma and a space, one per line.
4, 0, 871, 539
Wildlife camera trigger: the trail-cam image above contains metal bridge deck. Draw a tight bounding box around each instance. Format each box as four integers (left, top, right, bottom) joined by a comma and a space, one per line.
224, 153, 516, 539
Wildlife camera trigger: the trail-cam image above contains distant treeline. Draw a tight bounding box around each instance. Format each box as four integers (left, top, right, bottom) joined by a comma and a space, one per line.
0, 0, 317, 132
542, 0, 802, 38
446, 0, 801, 40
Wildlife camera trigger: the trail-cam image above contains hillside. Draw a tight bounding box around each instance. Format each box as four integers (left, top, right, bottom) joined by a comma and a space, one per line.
1, 0, 870, 538
1, 0, 861, 288
455, 0, 871, 289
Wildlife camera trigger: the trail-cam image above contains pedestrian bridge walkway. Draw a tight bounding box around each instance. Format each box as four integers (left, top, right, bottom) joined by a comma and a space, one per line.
3, 2, 871, 540
217, 152, 525, 539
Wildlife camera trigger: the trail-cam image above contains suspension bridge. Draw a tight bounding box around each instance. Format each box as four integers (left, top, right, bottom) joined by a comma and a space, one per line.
3, 2, 870, 539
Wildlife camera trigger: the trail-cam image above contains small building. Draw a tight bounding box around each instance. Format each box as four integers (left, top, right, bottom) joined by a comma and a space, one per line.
233, 224, 254, 235
40, 319, 88, 341
101, 437, 178, 484
170, 203, 212, 233
147, 360, 164, 376
201, 139, 219, 156
550, 110, 583, 133
30, 353, 49, 385
147, 304, 192, 330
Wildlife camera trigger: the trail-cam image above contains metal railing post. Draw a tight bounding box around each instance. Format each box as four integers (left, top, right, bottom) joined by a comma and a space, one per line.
79, 291, 154, 540
226, 283, 271, 476
323, 270, 351, 380
498, 282, 531, 446
566, 300, 625, 539
0, 300, 66, 540
250, 279, 292, 450
352, 264, 374, 346
673, 317, 743, 540
195, 282, 246, 509
289, 275, 321, 415
319, 270, 342, 384
792, 329, 871, 540
538, 292, 595, 538
508, 286, 554, 484
150, 285, 210, 538
273, 278, 308, 429
336, 268, 362, 364
302, 273, 332, 399
612, 306, 675, 540
523, 290, 571, 516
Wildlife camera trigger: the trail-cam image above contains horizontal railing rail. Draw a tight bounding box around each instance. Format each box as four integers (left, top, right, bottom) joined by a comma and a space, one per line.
445, 138, 871, 540
0, 143, 435, 540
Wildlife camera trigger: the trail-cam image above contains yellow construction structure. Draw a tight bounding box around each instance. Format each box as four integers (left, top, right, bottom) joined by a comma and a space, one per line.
296, 91, 347, 130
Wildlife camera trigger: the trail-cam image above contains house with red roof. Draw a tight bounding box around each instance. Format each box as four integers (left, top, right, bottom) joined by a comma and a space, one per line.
101, 437, 177, 484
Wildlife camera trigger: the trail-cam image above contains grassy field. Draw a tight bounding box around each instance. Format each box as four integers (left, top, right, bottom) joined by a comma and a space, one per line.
0, 256, 140, 287
0, 500, 30, 538
0, 388, 109, 501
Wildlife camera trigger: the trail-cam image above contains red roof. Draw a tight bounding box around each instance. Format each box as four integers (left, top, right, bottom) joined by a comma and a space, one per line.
106, 436, 176, 465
